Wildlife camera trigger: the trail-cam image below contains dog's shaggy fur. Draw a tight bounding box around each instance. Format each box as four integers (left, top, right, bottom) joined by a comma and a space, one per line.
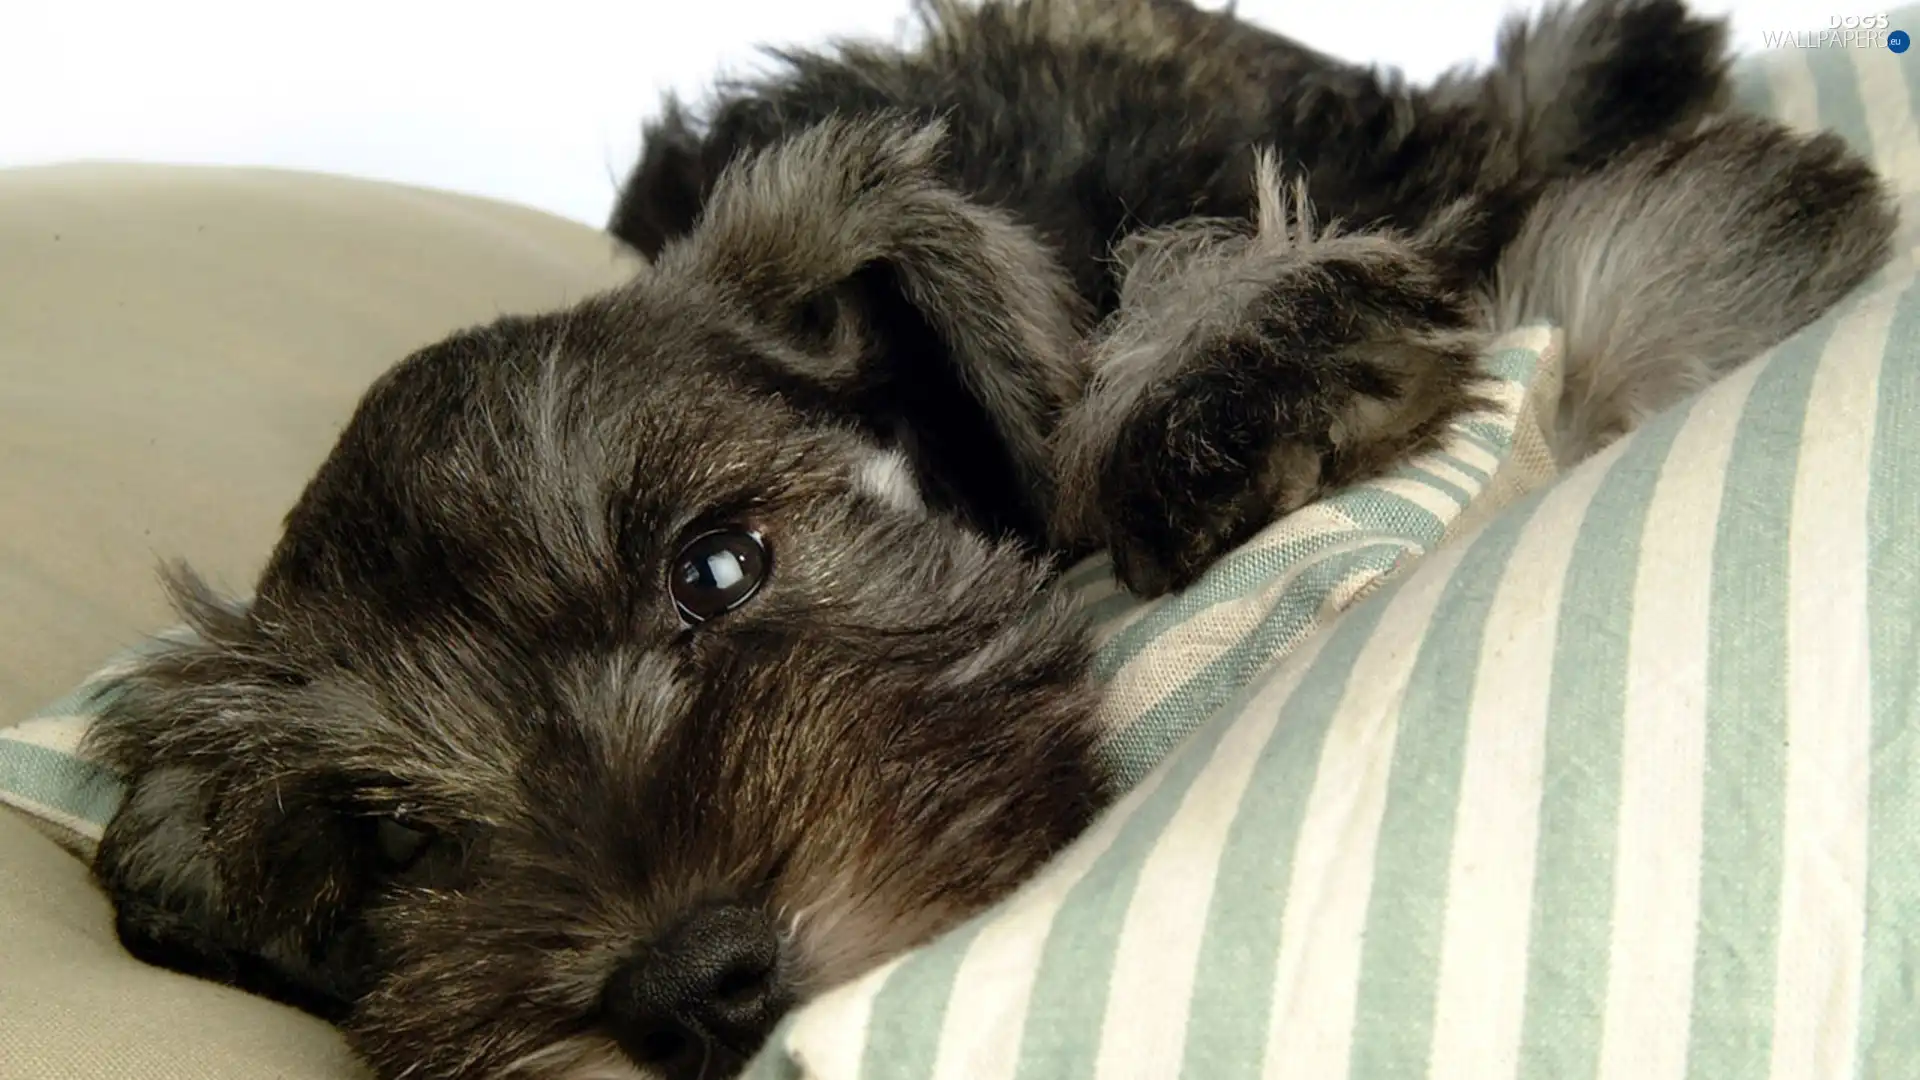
82, 1, 1894, 1077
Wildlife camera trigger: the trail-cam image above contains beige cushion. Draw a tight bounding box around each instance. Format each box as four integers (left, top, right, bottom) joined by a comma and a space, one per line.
0, 163, 640, 720
0, 810, 365, 1079
0, 163, 640, 1079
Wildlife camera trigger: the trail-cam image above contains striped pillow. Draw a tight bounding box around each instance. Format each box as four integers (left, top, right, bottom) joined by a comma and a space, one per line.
740, 29, 1920, 1080
758, 252, 1920, 1080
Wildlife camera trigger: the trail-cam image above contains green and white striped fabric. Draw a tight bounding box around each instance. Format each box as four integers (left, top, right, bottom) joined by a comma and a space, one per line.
733, 30, 1920, 1080
761, 248, 1920, 1078
0, 643, 178, 851
3, 18, 1919, 1080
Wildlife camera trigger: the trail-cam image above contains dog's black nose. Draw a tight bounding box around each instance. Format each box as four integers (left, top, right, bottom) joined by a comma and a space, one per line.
603, 904, 788, 1077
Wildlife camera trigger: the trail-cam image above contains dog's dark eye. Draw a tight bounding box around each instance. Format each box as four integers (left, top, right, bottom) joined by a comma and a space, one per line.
374, 818, 434, 872
670, 528, 770, 625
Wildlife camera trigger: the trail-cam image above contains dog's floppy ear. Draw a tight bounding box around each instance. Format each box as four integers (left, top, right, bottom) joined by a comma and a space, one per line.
83, 568, 382, 1021
649, 114, 1093, 545
608, 89, 835, 257
608, 95, 741, 258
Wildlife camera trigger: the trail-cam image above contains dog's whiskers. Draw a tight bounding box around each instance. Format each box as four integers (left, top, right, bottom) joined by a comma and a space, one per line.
499, 1035, 648, 1080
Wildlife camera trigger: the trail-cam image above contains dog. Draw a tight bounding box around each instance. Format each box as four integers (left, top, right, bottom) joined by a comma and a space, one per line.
80, 1, 1895, 1077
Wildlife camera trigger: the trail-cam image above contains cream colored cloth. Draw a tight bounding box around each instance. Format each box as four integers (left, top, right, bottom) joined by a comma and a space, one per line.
0, 163, 640, 721
0, 809, 367, 1080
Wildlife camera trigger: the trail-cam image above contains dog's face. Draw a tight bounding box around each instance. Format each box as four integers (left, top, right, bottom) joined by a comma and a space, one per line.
86, 117, 1109, 1080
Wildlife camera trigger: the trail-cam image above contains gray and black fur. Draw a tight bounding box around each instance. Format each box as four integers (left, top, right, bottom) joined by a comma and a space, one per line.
82, 1, 1895, 1078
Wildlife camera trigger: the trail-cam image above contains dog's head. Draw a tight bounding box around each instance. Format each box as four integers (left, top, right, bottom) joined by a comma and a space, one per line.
85, 116, 1109, 1080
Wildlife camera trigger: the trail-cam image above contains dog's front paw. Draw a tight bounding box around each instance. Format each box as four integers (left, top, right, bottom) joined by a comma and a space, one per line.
1095, 354, 1332, 597
1052, 180, 1492, 597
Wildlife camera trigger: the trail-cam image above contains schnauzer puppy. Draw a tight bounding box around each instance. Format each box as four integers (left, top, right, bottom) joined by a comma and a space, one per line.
81, 0, 1894, 1077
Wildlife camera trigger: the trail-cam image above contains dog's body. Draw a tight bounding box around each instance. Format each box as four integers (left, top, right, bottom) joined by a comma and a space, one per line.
81, 2, 1895, 1078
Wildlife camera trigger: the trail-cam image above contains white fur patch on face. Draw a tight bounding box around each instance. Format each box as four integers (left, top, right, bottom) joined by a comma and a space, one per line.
558, 650, 686, 762
855, 448, 925, 514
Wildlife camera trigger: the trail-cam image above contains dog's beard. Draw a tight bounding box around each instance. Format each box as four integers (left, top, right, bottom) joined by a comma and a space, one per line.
501, 1037, 652, 1080
474, 864, 981, 1080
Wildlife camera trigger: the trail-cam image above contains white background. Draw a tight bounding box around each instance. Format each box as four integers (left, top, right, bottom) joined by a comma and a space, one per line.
0, 0, 1857, 227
